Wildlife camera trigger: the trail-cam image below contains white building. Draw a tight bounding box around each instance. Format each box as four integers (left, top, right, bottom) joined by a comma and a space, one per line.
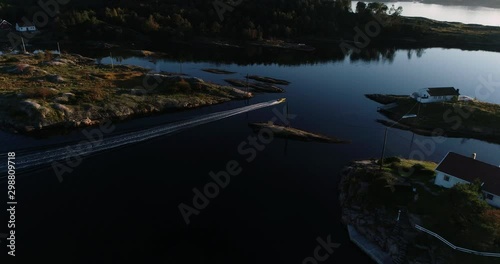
434, 152, 500, 208
411, 87, 460, 104
15, 23, 37, 32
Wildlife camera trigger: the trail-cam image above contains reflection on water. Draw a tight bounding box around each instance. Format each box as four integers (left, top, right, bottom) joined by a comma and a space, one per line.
91, 44, 427, 67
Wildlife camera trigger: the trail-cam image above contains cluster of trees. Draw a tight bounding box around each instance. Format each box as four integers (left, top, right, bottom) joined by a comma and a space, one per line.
0, 0, 403, 41
355, 2, 403, 16
437, 182, 500, 251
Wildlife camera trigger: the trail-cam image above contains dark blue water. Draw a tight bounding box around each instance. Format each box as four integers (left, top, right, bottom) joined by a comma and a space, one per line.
2, 47, 500, 262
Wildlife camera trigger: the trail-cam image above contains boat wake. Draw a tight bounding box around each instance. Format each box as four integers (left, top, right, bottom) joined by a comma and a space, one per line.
0, 99, 284, 174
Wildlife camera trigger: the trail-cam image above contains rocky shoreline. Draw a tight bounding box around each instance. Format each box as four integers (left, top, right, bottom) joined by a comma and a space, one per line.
366, 94, 500, 144
0, 53, 252, 134
1, 91, 249, 134
339, 160, 447, 264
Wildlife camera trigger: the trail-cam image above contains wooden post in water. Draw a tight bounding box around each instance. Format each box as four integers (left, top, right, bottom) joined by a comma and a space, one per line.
110, 52, 114, 69
380, 127, 388, 170
245, 73, 249, 106
408, 132, 415, 159
286, 101, 290, 127
245, 74, 249, 93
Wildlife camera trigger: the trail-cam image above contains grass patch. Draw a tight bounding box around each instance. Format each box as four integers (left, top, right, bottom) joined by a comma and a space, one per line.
23, 87, 58, 100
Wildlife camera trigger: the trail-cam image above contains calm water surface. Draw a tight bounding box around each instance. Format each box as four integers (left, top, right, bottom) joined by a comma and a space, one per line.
2, 47, 500, 262
352, 1, 500, 26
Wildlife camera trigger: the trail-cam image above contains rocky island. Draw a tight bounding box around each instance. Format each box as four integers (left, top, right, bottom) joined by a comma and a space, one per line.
0, 53, 252, 134
249, 122, 350, 143
366, 94, 500, 144
339, 158, 500, 264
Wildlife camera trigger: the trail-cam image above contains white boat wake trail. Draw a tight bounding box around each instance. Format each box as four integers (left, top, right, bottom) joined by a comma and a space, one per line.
0, 99, 283, 173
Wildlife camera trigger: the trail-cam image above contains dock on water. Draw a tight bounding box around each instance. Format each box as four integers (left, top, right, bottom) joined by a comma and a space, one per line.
347, 225, 393, 264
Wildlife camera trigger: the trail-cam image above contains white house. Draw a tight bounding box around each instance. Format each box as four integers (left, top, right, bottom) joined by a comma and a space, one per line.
411, 87, 460, 104
434, 152, 500, 208
15, 23, 37, 32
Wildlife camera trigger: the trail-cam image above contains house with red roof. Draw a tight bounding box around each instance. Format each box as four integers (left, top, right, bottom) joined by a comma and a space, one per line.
434, 152, 500, 208
411, 87, 460, 104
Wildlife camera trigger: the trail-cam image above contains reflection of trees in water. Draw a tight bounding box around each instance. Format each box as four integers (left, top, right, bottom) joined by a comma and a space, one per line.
115, 56, 124, 63
349, 47, 397, 63
407, 48, 425, 60
82, 44, 429, 66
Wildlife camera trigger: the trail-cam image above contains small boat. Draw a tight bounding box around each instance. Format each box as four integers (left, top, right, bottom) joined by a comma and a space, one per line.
402, 114, 417, 119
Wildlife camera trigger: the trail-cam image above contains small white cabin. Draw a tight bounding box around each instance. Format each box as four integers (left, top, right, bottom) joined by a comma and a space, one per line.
411, 87, 460, 104
434, 152, 500, 208
16, 23, 37, 32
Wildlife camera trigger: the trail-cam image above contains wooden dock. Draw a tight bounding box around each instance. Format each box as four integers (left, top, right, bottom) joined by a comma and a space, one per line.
347, 225, 393, 264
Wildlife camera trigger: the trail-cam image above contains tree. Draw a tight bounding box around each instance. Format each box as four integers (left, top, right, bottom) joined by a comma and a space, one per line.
356, 2, 367, 14
367, 2, 388, 15
446, 181, 489, 229
335, 0, 352, 13
143, 15, 160, 32
482, 209, 500, 247
388, 5, 403, 17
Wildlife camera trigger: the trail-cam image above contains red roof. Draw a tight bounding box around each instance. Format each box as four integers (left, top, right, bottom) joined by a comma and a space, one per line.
427, 87, 460, 96
436, 152, 500, 196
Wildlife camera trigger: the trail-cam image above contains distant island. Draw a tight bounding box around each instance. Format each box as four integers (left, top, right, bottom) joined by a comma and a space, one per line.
249, 122, 351, 144
366, 94, 500, 144
385, 0, 500, 9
